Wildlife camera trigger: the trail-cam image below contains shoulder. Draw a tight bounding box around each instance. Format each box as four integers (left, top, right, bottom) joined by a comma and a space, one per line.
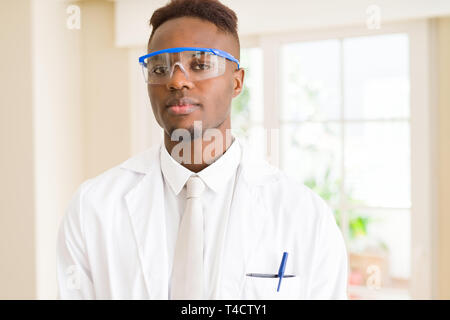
239, 141, 334, 228
238, 138, 331, 214
265, 168, 333, 217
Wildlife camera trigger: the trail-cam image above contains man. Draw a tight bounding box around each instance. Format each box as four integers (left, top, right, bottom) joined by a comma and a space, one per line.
57, 0, 348, 300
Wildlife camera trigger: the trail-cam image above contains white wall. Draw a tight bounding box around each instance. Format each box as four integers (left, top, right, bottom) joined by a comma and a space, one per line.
30, 0, 133, 298
0, 0, 36, 299
81, 0, 131, 178
113, 0, 450, 47
31, 0, 83, 299
129, 47, 162, 154
0, 0, 133, 299
435, 17, 450, 299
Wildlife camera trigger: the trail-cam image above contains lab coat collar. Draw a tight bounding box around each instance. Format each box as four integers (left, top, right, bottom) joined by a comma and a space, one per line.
120, 136, 279, 186
160, 136, 242, 195
196, 137, 241, 193
159, 142, 193, 195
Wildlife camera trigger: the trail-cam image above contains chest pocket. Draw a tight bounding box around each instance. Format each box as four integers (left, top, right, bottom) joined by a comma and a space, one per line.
242, 275, 305, 300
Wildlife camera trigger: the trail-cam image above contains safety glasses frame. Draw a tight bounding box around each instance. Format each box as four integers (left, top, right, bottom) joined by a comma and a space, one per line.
138, 47, 240, 70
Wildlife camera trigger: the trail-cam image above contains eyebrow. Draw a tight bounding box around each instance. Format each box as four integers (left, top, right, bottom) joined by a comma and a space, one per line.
149, 51, 208, 64
150, 54, 164, 62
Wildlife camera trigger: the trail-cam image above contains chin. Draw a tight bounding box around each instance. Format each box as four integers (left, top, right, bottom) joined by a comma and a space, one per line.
166, 124, 201, 142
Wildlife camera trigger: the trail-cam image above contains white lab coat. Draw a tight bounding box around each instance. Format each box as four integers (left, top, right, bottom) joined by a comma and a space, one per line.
56, 137, 348, 299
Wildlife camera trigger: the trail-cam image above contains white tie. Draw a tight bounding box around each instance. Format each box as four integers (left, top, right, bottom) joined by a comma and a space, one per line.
170, 175, 206, 299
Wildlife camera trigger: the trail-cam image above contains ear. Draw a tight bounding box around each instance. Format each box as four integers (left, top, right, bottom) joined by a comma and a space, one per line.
232, 68, 245, 98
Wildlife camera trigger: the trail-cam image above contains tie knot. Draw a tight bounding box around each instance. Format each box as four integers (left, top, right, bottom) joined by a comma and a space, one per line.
186, 176, 205, 199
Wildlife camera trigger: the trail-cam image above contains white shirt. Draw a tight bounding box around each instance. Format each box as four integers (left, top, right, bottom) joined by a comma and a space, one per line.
160, 137, 241, 299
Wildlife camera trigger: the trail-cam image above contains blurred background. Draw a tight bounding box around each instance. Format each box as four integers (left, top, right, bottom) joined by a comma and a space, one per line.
0, 0, 449, 299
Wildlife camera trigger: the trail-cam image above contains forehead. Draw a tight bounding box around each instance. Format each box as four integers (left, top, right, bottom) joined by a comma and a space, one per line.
148, 17, 237, 57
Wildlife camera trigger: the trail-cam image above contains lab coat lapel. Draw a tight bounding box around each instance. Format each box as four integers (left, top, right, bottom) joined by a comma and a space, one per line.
218, 140, 278, 299
123, 144, 169, 299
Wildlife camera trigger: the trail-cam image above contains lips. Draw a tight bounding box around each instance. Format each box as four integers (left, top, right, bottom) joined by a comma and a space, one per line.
166, 97, 201, 115
167, 105, 200, 115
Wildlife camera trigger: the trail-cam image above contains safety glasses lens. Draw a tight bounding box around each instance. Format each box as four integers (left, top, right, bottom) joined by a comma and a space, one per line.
142, 51, 226, 84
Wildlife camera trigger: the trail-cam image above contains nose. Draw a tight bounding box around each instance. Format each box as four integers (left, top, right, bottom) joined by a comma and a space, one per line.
166, 63, 194, 91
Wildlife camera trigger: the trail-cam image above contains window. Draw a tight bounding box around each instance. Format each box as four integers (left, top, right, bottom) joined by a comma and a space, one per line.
231, 47, 265, 158
281, 33, 411, 299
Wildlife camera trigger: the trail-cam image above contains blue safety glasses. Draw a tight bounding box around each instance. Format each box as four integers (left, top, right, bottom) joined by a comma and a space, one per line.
138, 47, 240, 84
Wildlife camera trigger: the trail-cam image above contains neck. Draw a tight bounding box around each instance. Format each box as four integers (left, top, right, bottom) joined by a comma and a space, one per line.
164, 122, 234, 173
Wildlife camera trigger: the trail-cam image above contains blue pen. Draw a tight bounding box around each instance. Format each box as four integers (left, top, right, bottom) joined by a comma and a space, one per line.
277, 252, 288, 292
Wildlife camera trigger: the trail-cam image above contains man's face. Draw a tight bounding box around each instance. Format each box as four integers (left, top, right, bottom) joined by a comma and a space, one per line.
147, 17, 244, 138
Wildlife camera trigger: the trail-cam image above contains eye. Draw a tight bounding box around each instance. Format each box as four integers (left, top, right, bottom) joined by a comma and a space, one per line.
192, 62, 212, 71
151, 66, 169, 75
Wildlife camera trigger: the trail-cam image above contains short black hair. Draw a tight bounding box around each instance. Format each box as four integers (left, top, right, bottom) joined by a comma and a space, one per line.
147, 0, 240, 51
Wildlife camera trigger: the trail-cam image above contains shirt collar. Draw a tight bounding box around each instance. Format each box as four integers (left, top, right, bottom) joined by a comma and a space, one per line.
160, 137, 241, 195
